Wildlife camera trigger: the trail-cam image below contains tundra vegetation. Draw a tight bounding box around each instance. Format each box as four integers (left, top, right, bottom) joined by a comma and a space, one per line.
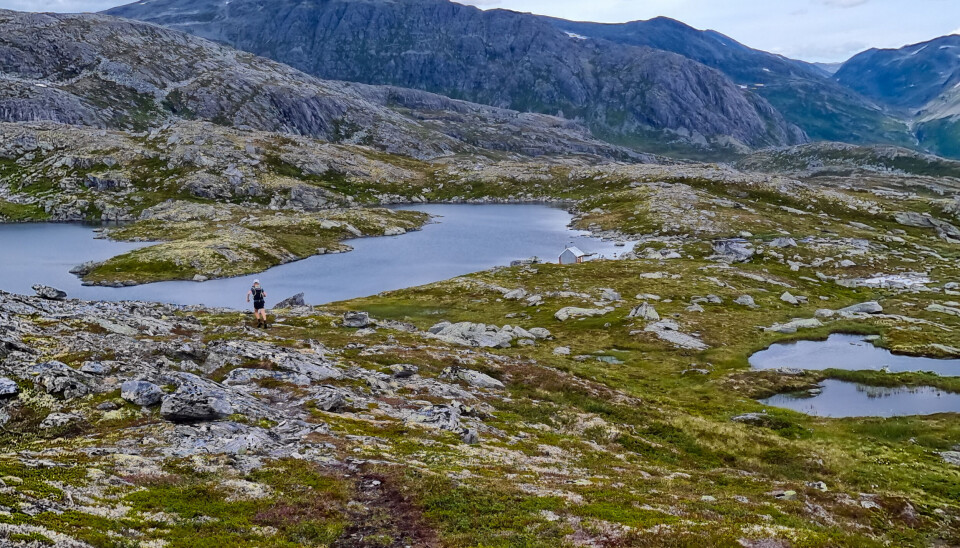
2, 123, 960, 546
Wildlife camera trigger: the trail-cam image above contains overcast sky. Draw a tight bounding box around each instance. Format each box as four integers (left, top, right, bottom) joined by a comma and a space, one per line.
4, 0, 958, 63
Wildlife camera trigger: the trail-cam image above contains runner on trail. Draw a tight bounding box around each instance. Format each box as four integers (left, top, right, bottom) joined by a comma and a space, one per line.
246, 279, 268, 328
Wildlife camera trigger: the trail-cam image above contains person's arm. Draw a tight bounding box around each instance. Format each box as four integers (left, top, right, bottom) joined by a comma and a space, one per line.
246, 290, 251, 302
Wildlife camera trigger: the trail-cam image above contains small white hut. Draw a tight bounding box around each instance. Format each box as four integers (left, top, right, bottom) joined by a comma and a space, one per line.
559, 246, 587, 265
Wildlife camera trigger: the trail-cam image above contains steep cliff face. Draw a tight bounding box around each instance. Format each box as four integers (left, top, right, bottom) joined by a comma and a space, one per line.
0, 10, 642, 160
105, 0, 806, 150
545, 16, 914, 147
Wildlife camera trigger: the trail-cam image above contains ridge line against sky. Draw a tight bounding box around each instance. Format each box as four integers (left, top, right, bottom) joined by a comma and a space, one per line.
3, 0, 958, 63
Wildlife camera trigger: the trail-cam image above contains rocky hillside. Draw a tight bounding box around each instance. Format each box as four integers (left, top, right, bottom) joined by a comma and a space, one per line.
3, 153, 960, 544
543, 16, 914, 147
836, 35, 960, 110
104, 0, 807, 153
835, 35, 960, 158
0, 10, 640, 161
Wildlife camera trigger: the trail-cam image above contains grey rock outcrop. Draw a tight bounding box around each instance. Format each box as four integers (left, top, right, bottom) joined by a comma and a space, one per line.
554, 307, 614, 321
0, 377, 18, 397
642, 320, 709, 350
441, 367, 504, 389
628, 303, 660, 321
712, 239, 754, 263
32, 285, 66, 301
160, 384, 234, 422
275, 293, 306, 309
342, 311, 371, 328
120, 380, 164, 407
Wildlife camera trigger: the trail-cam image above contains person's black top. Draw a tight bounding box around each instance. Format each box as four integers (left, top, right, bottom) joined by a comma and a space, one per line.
251, 287, 265, 307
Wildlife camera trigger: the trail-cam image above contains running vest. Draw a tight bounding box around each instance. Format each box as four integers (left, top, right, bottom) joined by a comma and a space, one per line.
251, 287, 265, 303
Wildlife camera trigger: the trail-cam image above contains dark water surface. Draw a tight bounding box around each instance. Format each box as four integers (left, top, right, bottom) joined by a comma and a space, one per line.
0, 204, 630, 309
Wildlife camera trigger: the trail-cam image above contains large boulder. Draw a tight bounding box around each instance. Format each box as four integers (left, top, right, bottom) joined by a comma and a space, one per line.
160, 384, 233, 422
342, 311, 371, 328
121, 380, 164, 407
32, 285, 66, 300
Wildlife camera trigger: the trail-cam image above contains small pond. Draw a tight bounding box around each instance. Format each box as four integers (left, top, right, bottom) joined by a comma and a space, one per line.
749, 333, 960, 376
760, 379, 960, 418
0, 203, 631, 309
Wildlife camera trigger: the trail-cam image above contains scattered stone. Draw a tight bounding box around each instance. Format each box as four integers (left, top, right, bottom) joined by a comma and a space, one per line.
121, 380, 164, 407
772, 490, 797, 501
96, 401, 120, 411
806, 481, 828, 492
39, 413, 82, 429
599, 288, 622, 301
735, 295, 757, 308
275, 293, 306, 308
389, 364, 419, 378
504, 289, 528, 300
838, 259, 856, 268
642, 320, 709, 350
712, 239, 754, 263
461, 428, 480, 444
192, 274, 208, 282
553, 346, 571, 355
686, 303, 705, 312
927, 303, 960, 316
732, 412, 774, 427
442, 367, 504, 389
628, 303, 660, 321
342, 311, 371, 328
0, 378, 18, 398
79, 361, 107, 374
31, 284, 66, 300
313, 386, 348, 412
780, 292, 799, 305
528, 327, 552, 339
940, 451, 960, 466
765, 318, 822, 334
428, 322, 514, 348
837, 301, 883, 315
769, 237, 797, 248
554, 307, 614, 321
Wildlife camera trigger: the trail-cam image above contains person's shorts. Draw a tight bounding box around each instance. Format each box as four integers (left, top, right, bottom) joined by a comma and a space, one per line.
254, 302, 265, 311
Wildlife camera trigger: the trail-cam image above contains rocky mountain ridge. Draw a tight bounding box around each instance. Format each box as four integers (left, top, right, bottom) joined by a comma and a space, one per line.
542, 15, 914, 148
104, 0, 807, 153
0, 9, 641, 162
